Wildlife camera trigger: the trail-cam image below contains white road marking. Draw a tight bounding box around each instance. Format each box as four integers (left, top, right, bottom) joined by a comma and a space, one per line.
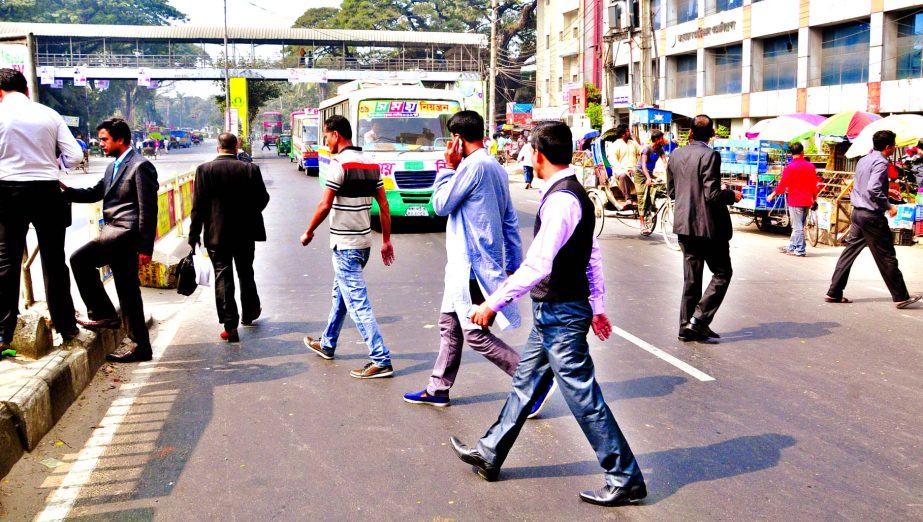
35, 298, 190, 522
611, 326, 716, 382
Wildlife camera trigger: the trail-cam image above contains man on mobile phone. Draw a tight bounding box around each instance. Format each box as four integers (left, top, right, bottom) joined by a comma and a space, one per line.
402, 111, 556, 417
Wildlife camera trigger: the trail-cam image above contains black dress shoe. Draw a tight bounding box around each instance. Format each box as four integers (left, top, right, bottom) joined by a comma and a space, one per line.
241, 308, 262, 327
450, 436, 499, 481
106, 349, 153, 363
579, 483, 647, 507
76, 316, 121, 330
678, 325, 718, 344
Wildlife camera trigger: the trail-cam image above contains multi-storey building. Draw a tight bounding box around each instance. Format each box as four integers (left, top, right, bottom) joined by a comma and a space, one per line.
602, 0, 923, 135
535, 0, 607, 119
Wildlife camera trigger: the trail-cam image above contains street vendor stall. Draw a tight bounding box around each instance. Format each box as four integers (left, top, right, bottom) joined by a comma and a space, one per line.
715, 138, 790, 230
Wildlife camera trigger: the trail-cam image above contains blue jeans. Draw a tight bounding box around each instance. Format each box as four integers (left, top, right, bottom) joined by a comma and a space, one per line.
475, 300, 644, 488
787, 206, 808, 256
320, 247, 391, 367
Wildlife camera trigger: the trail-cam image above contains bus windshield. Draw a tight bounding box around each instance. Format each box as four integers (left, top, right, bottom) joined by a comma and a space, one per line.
302, 122, 319, 143
356, 99, 460, 152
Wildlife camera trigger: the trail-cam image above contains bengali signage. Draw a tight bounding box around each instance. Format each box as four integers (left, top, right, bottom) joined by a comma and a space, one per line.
61, 115, 80, 127
358, 100, 461, 119
0, 43, 27, 73
672, 20, 738, 48
72, 66, 87, 87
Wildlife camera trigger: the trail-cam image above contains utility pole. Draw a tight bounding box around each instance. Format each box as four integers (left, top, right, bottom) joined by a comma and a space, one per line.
223, 0, 231, 132
638, 0, 654, 107
488, 0, 498, 137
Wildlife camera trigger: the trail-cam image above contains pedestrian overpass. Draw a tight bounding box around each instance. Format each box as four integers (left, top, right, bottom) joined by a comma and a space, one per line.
0, 22, 485, 83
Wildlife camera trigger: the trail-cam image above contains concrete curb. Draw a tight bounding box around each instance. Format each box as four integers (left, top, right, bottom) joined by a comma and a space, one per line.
0, 326, 125, 478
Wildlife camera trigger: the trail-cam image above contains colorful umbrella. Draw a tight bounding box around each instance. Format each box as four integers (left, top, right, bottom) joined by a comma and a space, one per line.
815, 111, 881, 140
745, 116, 823, 142
845, 114, 923, 158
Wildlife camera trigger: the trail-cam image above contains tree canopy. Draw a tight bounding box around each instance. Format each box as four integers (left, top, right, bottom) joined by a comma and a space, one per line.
0, 0, 186, 25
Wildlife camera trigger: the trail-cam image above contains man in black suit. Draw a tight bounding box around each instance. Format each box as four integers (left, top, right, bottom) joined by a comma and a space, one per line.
188, 133, 270, 342
63, 118, 159, 362
666, 115, 742, 344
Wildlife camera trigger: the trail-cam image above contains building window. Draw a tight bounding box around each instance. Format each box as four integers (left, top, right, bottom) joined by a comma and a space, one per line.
558, 76, 563, 91
708, 0, 742, 14
614, 66, 629, 86
674, 0, 698, 24
821, 21, 870, 86
760, 33, 798, 91
896, 11, 923, 79
573, 26, 579, 38
670, 53, 697, 98
652, 60, 661, 100
709, 45, 742, 95
545, 34, 550, 48
653, 0, 663, 29
545, 78, 550, 98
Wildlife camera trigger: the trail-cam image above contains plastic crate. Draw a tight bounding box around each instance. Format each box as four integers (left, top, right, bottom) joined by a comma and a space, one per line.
892, 228, 915, 246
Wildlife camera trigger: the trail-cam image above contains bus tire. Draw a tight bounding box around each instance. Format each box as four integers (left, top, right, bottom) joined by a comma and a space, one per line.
306, 166, 319, 177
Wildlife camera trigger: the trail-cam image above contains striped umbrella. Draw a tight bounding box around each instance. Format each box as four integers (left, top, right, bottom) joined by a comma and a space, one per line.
815, 111, 881, 140
845, 114, 923, 158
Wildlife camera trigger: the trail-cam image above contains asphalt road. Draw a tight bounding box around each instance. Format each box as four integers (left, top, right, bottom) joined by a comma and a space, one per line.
3, 147, 922, 520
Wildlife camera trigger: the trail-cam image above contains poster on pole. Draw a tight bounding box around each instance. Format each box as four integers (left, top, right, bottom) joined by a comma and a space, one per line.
95, 79, 109, 90
72, 67, 87, 87
229, 77, 249, 140
287, 68, 328, 84
61, 115, 80, 127
51, 79, 63, 89
453, 80, 485, 120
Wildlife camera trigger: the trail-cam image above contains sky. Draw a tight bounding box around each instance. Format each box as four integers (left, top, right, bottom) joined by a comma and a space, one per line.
165, 0, 342, 97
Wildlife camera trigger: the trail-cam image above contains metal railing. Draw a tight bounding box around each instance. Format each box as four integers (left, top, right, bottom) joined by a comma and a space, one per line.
36, 53, 482, 72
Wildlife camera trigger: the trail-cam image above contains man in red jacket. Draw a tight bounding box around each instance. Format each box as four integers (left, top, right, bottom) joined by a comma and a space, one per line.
767, 142, 819, 257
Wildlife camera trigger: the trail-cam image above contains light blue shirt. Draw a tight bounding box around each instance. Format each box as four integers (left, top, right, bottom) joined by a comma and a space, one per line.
433, 148, 523, 330
111, 148, 132, 183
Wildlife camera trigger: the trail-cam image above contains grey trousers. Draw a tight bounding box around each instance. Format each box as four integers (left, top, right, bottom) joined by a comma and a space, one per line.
426, 311, 520, 396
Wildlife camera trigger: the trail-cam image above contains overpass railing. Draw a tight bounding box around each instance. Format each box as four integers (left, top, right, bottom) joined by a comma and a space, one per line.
35, 53, 482, 72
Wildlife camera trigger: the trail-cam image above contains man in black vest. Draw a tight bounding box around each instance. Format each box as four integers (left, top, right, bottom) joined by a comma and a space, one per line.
188, 133, 270, 342
454, 121, 646, 507
667, 114, 741, 343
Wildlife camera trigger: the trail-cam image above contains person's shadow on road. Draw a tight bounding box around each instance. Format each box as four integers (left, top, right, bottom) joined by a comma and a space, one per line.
503, 433, 797, 503
719, 321, 839, 343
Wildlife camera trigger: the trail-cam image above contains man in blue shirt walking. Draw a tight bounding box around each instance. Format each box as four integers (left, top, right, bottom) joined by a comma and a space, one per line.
402, 111, 556, 416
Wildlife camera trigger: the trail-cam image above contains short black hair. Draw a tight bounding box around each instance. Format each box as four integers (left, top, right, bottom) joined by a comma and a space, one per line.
650, 129, 664, 142
690, 114, 715, 142
447, 111, 485, 142
872, 130, 896, 152
96, 117, 132, 145
531, 121, 572, 166
218, 132, 238, 151
324, 115, 352, 140
789, 142, 804, 155
0, 68, 28, 94
614, 123, 629, 138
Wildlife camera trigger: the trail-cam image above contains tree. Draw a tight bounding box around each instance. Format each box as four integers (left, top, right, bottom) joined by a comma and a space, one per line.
0, 0, 186, 25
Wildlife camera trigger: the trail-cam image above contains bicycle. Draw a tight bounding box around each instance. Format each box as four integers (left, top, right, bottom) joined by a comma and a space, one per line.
611, 180, 680, 251
805, 205, 819, 247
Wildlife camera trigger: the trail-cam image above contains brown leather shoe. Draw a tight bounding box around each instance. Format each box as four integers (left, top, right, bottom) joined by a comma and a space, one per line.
106, 349, 152, 363
76, 316, 121, 330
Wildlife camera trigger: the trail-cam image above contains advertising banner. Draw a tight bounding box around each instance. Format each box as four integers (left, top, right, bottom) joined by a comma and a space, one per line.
229, 78, 249, 140
454, 80, 485, 118
358, 100, 460, 119
39, 66, 54, 85
137, 68, 151, 87
72, 67, 87, 87
287, 68, 328, 84
95, 79, 109, 90
61, 115, 80, 127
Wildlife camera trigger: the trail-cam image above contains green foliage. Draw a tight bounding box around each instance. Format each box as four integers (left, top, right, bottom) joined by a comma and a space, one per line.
0, 0, 186, 25
715, 124, 731, 139
584, 83, 601, 105
586, 103, 602, 131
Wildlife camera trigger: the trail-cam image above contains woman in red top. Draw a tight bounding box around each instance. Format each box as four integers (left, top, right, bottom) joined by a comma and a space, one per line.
767, 142, 820, 256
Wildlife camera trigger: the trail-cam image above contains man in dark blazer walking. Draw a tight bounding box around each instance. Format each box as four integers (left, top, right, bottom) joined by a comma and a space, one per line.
667, 115, 741, 344
188, 133, 270, 342
63, 118, 159, 362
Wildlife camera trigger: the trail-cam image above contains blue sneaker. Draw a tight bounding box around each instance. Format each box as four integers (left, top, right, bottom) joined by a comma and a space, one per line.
403, 389, 450, 407
527, 378, 558, 419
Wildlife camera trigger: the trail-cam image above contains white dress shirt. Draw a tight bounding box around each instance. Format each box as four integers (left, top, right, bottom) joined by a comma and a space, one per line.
0, 91, 83, 181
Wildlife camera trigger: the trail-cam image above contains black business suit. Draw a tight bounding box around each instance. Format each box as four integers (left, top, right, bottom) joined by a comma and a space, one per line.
64, 149, 158, 352
666, 140, 737, 329
188, 155, 269, 330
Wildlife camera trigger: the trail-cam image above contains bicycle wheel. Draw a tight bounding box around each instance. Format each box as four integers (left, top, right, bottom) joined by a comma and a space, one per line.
659, 201, 680, 251
588, 189, 606, 238
806, 209, 819, 247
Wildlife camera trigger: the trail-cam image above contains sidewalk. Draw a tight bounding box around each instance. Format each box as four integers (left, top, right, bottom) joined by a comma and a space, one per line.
0, 228, 191, 479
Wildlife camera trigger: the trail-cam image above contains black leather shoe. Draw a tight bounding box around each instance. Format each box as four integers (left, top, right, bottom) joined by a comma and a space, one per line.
450, 436, 499, 481
77, 316, 121, 331
106, 349, 153, 363
700, 325, 720, 338
241, 308, 262, 327
579, 483, 647, 507
678, 322, 718, 344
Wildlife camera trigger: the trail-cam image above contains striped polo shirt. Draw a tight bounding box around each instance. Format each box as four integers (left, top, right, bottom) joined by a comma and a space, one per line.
324, 146, 383, 250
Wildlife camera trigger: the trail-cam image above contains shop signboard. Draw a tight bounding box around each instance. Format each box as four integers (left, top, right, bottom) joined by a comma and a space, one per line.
532, 106, 567, 121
